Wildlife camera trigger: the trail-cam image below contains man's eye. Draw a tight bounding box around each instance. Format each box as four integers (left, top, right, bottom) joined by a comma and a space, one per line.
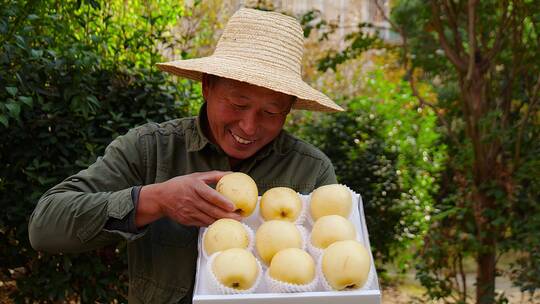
232, 103, 248, 109
264, 110, 280, 115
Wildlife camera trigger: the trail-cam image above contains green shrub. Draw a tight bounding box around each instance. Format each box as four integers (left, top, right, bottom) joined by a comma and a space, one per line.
0, 0, 200, 302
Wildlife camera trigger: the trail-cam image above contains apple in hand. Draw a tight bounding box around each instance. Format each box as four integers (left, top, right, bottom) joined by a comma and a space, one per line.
269, 248, 315, 285
203, 218, 249, 255
216, 172, 258, 217
260, 187, 302, 222
322, 240, 371, 290
310, 184, 352, 221
211, 248, 259, 290
311, 215, 356, 249
255, 220, 302, 265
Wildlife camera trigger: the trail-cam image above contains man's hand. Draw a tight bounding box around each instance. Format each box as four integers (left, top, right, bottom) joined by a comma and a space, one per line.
136, 171, 242, 227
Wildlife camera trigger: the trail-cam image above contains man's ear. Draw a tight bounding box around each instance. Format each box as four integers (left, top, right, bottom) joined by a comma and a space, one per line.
282, 96, 296, 115
289, 96, 297, 112
201, 74, 210, 100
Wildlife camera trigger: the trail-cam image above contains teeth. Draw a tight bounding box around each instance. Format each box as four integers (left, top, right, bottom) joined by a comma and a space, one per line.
232, 132, 254, 144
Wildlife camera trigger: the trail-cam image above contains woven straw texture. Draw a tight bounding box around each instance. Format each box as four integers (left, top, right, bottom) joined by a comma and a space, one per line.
157, 8, 343, 113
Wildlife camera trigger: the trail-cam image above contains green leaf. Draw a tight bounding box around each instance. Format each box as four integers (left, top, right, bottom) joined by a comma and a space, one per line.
86, 95, 99, 107
6, 102, 20, 118
0, 114, 8, 127
14, 35, 26, 49
6, 86, 18, 96
18, 96, 33, 107
31, 49, 43, 58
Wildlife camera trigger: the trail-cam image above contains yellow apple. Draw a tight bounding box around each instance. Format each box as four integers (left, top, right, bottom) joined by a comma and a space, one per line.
311, 215, 356, 249
216, 172, 258, 217
322, 240, 371, 290
255, 220, 303, 265
211, 248, 259, 290
203, 218, 249, 255
269, 248, 315, 285
260, 187, 302, 222
310, 184, 352, 220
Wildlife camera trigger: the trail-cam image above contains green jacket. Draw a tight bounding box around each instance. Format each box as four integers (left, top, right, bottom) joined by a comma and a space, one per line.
29, 111, 337, 303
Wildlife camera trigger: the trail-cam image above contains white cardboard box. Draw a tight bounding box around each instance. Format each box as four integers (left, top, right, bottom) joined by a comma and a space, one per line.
193, 191, 382, 304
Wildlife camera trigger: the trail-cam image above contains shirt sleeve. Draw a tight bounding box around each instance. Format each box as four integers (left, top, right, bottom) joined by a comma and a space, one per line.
28, 128, 149, 254
104, 186, 144, 233
315, 159, 338, 187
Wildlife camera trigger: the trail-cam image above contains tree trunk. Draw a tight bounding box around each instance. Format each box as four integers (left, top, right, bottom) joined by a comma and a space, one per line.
473, 190, 497, 304
463, 73, 498, 304
476, 239, 496, 304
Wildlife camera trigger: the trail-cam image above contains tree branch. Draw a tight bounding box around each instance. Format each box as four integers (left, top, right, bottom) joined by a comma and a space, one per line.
407, 68, 462, 146
442, 0, 465, 60
452, 255, 461, 299
482, 0, 511, 71
459, 252, 468, 302
430, 1, 468, 72
465, 0, 479, 82
501, 8, 524, 127
373, 0, 409, 70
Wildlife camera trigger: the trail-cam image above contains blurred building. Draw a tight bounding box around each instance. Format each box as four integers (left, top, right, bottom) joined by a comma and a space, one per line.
227, 0, 398, 44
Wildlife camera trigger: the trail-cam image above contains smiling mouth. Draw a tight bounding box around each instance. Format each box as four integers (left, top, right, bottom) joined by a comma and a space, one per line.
230, 130, 255, 145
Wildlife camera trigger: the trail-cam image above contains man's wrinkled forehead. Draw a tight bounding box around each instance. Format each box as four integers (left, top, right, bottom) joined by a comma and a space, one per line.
208, 75, 296, 107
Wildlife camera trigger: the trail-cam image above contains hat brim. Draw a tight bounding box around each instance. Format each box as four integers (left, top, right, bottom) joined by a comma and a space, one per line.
157, 56, 344, 112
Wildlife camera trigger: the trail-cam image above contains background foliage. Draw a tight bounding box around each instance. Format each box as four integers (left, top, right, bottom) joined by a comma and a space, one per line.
3, 0, 537, 303
0, 0, 205, 302
390, 1, 540, 303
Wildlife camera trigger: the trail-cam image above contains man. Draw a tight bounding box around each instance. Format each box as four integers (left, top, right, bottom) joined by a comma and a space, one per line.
28, 8, 343, 303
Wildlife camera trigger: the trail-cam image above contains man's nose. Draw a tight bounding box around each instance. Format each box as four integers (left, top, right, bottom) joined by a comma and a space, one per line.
238, 111, 258, 136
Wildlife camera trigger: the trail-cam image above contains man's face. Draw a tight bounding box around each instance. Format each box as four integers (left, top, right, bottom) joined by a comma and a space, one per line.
203, 76, 293, 162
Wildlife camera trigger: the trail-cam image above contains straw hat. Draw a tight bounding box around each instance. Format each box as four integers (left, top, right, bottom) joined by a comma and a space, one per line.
157, 8, 343, 112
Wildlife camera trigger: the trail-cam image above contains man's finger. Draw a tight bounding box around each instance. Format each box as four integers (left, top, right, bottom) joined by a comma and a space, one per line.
192, 210, 216, 227
195, 182, 236, 212
195, 193, 242, 221
193, 170, 232, 184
